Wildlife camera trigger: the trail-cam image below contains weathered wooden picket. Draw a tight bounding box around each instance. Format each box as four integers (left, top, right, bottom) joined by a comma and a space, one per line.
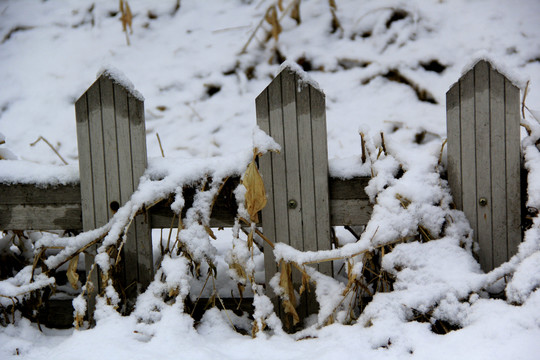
256, 68, 332, 317
0, 59, 524, 325
446, 60, 522, 271
74, 73, 153, 315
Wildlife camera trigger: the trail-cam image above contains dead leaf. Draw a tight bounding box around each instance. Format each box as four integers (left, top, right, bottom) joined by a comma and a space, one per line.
265, 6, 282, 43
279, 261, 299, 325
74, 311, 84, 330
67, 255, 79, 290
243, 154, 267, 223
229, 262, 247, 283
169, 287, 179, 298
120, 0, 133, 33
291, 1, 301, 24
247, 230, 254, 250
205, 226, 217, 240
299, 268, 310, 296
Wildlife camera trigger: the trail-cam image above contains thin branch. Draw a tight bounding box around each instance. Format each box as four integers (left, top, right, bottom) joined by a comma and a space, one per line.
522, 80, 530, 119
156, 133, 165, 158
30, 136, 68, 165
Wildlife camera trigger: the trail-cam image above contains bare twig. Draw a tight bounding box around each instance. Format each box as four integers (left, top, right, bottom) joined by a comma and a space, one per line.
240, 7, 272, 54
438, 139, 447, 166
30, 136, 68, 165
119, 0, 133, 46
186, 103, 204, 122
156, 133, 165, 158
522, 80, 530, 119
360, 132, 367, 163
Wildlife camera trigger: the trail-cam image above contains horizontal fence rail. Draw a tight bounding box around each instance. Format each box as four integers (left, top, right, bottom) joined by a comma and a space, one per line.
0, 176, 372, 231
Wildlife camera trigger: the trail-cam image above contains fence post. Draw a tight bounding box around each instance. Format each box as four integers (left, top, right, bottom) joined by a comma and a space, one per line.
74, 71, 153, 320
256, 65, 332, 325
446, 59, 521, 272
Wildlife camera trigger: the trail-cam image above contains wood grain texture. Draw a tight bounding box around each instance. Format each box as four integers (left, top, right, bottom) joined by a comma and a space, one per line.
446, 83, 461, 210
75, 78, 100, 320
446, 60, 522, 272
474, 60, 493, 270
0, 177, 372, 230
310, 84, 332, 277
256, 67, 333, 322
505, 77, 521, 260
255, 87, 279, 311
458, 67, 478, 258
74, 73, 153, 317
489, 67, 507, 266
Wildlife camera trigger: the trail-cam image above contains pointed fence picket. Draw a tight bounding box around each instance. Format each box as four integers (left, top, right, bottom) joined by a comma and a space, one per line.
446, 59, 522, 271
74, 72, 153, 319
256, 66, 332, 321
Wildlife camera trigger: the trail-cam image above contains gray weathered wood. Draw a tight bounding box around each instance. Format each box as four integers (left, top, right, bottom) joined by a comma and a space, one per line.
490, 68, 507, 266
446, 83, 461, 210
256, 83, 280, 315
474, 61, 493, 270
459, 68, 478, 259
0, 177, 371, 230
75, 72, 152, 318
256, 66, 332, 324
74, 86, 100, 320
0, 182, 82, 229
446, 59, 522, 272
310, 85, 332, 277
505, 76, 521, 260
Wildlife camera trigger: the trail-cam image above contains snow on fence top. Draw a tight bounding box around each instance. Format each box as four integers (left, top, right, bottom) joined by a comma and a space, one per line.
96, 66, 145, 102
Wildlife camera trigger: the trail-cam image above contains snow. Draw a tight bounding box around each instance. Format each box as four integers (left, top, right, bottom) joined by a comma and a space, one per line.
96, 66, 145, 101
0, 159, 78, 185
1, 0, 540, 359
279, 60, 323, 92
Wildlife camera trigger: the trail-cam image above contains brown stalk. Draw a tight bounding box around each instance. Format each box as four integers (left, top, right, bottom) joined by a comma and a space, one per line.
360, 132, 367, 163
30, 136, 68, 165
156, 133, 165, 158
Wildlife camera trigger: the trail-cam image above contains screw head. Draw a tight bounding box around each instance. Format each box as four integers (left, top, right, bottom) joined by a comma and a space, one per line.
288, 199, 298, 209
479, 197, 488, 207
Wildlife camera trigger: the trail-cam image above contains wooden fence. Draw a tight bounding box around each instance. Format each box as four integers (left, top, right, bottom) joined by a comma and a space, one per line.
0, 59, 523, 325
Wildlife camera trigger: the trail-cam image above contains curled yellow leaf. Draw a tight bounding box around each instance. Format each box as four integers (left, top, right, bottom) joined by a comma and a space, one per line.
243, 158, 267, 223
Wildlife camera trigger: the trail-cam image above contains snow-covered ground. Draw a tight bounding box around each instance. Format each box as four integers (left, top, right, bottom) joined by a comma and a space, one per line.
1, 0, 540, 359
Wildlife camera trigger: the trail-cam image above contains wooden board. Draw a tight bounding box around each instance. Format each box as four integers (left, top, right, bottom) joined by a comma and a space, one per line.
474, 61, 493, 270
0, 183, 81, 230
0, 177, 371, 230
256, 66, 332, 323
75, 73, 152, 319
446, 59, 522, 272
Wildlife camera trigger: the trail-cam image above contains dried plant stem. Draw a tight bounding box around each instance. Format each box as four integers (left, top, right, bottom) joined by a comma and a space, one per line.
30, 136, 68, 165
190, 271, 212, 316
165, 213, 176, 253
522, 80, 529, 119
239, 217, 275, 249
240, 0, 298, 55
156, 133, 165, 158
47, 232, 108, 274
360, 132, 367, 163
240, 7, 271, 54
212, 276, 235, 328
187, 103, 204, 122
438, 139, 447, 166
